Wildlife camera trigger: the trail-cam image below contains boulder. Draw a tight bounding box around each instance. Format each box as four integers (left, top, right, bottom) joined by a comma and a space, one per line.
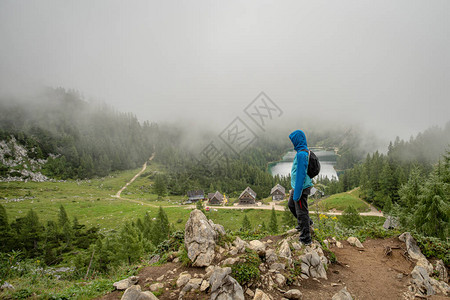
410, 265, 436, 297
265, 249, 278, 264
253, 288, 272, 300
184, 209, 217, 267
284, 289, 302, 300
149, 282, 163, 292
176, 272, 191, 288
346, 237, 363, 248
209, 267, 245, 300
331, 287, 353, 300
249, 240, 266, 256
278, 240, 292, 261
398, 232, 426, 261
430, 278, 450, 296
299, 251, 327, 279
435, 259, 448, 283
383, 216, 399, 230
233, 236, 249, 254
209, 219, 226, 236
200, 280, 210, 292
274, 273, 286, 286
222, 257, 239, 266
121, 285, 158, 300
114, 276, 139, 290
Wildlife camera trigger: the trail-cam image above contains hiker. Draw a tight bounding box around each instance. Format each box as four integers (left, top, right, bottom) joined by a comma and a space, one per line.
288, 130, 313, 245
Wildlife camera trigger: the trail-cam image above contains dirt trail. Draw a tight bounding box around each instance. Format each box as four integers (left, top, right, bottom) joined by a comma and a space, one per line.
113, 153, 155, 199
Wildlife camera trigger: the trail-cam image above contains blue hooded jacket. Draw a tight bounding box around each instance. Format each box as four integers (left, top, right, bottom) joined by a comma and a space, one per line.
289, 130, 313, 201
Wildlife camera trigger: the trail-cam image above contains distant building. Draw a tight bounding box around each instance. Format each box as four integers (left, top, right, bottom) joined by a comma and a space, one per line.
186, 190, 204, 203
238, 187, 257, 205
270, 184, 286, 201
208, 191, 224, 205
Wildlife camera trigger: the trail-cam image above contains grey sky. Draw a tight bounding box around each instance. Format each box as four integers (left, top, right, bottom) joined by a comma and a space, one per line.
1, 0, 449, 140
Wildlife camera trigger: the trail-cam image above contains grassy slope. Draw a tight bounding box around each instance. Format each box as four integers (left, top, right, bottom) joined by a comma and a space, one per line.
311, 188, 370, 212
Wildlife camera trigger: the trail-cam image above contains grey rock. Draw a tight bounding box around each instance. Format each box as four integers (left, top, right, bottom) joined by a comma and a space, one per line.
274, 273, 286, 286
200, 280, 209, 292
278, 240, 292, 261
121, 285, 159, 300
246, 288, 255, 297
332, 287, 353, 300
184, 209, 217, 267
399, 232, 426, 261
435, 259, 448, 283
233, 237, 249, 254
149, 255, 160, 265
209, 267, 244, 300
269, 262, 286, 271
284, 289, 302, 300
347, 237, 363, 248
265, 249, 278, 264
222, 257, 239, 266
176, 272, 191, 288
114, 276, 139, 290
149, 282, 163, 292
300, 251, 327, 279
253, 288, 272, 300
410, 265, 435, 297
383, 215, 399, 230
430, 278, 450, 296
249, 240, 266, 256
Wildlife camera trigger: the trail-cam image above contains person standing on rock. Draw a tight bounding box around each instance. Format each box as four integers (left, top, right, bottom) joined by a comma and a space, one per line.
288, 130, 313, 246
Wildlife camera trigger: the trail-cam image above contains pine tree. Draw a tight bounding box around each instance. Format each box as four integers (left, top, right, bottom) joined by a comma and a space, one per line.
241, 214, 252, 231
58, 205, 70, 228
153, 174, 167, 198
153, 206, 170, 246
119, 222, 144, 264
261, 222, 267, 232
269, 207, 278, 234
0, 204, 12, 252
398, 166, 421, 209
413, 172, 449, 240
340, 205, 364, 228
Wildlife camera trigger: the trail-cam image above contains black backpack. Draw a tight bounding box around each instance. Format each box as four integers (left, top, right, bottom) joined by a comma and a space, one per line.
301, 150, 321, 178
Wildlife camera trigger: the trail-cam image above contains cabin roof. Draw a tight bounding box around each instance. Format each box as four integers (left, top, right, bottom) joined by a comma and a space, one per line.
270, 184, 285, 195
239, 186, 256, 199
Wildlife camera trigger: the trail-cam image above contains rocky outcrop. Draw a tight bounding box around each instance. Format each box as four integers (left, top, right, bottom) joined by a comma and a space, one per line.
399, 232, 450, 298
209, 267, 244, 300
383, 216, 399, 230
184, 209, 220, 267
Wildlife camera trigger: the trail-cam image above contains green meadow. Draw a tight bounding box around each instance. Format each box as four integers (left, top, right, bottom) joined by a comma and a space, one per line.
311, 188, 371, 212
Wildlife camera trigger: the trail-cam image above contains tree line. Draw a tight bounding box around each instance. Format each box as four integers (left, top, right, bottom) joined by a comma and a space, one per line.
0, 204, 173, 276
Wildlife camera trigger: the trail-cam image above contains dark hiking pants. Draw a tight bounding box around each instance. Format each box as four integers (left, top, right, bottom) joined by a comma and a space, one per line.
288, 188, 312, 244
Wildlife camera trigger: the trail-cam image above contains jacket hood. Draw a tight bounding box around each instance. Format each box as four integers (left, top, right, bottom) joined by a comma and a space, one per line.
289, 130, 308, 151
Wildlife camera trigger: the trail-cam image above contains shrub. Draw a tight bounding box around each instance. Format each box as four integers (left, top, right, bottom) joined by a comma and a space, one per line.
230, 249, 260, 286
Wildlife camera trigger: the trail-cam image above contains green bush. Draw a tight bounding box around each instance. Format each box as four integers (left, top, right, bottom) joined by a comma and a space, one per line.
230, 249, 260, 285
414, 234, 450, 266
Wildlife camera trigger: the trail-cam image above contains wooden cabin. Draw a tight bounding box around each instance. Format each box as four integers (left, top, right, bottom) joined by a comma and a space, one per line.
186, 190, 204, 203
270, 184, 286, 201
208, 191, 224, 205
238, 187, 257, 205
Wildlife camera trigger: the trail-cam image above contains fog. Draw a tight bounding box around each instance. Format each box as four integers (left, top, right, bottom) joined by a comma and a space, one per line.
1, 0, 449, 142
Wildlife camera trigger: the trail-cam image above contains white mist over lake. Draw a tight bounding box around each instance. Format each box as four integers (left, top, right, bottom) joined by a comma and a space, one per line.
269, 150, 338, 180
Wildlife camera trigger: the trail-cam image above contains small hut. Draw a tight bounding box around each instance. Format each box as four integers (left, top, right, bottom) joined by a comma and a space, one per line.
208, 191, 224, 205
238, 187, 257, 205
186, 190, 204, 203
270, 184, 286, 201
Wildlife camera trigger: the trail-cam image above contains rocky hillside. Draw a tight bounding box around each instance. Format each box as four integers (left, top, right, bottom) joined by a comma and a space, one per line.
99, 210, 449, 300
0, 136, 49, 182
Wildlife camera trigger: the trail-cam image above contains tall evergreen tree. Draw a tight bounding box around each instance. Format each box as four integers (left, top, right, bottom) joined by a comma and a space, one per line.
269, 207, 278, 234
0, 204, 12, 252
241, 214, 252, 231
153, 206, 170, 246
